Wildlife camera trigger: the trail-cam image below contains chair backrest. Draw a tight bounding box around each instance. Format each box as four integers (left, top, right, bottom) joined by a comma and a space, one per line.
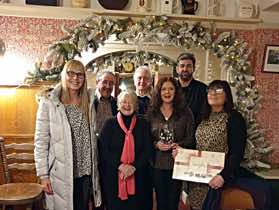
0, 137, 36, 184
220, 187, 255, 210
0, 137, 10, 184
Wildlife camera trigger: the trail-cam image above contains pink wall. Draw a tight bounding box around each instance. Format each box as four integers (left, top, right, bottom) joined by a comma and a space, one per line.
236, 29, 279, 166
0, 16, 278, 165
0, 16, 78, 66
254, 29, 279, 166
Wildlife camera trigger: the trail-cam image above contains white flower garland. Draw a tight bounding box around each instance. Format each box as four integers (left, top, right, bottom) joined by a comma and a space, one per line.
25, 15, 272, 168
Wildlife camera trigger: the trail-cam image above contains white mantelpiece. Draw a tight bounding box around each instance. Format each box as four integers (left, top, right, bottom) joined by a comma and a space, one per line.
0, 3, 262, 30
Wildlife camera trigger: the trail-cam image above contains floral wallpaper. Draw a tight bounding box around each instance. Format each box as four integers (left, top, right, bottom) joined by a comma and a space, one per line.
221, 29, 279, 166
0, 15, 278, 165
0, 16, 78, 67
253, 29, 279, 166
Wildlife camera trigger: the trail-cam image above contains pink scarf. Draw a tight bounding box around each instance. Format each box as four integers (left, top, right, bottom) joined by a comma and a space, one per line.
117, 112, 137, 200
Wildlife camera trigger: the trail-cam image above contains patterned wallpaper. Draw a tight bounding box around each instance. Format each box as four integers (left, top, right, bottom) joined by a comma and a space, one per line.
0, 16, 78, 66
237, 29, 279, 166
0, 16, 278, 165
253, 29, 279, 166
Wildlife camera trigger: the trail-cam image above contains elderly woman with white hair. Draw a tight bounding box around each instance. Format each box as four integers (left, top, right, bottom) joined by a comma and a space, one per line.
99, 90, 152, 210
133, 65, 153, 115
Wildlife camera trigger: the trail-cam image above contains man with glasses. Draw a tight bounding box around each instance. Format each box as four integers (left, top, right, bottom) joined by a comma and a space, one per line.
94, 70, 118, 137
176, 52, 207, 126
94, 70, 117, 210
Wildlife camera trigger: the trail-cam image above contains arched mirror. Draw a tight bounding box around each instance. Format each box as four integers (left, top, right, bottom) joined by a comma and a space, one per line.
24, 15, 271, 169
83, 43, 225, 85
81, 42, 225, 95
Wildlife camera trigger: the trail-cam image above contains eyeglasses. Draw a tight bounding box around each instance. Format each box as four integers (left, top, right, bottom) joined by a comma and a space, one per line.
207, 88, 224, 95
101, 80, 114, 87
66, 71, 85, 79
120, 101, 133, 106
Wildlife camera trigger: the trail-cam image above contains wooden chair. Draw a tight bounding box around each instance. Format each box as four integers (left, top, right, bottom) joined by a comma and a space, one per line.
0, 137, 43, 210
219, 187, 255, 210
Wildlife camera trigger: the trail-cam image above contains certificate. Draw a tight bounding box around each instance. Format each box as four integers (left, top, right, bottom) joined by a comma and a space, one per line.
172, 148, 225, 183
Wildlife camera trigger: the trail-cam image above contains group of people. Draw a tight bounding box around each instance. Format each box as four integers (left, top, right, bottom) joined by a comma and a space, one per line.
34, 53, 270, 210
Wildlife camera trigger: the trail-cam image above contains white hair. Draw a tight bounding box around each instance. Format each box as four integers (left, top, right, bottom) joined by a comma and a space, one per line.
117, 90, 138, 112
133, 65, 152, 82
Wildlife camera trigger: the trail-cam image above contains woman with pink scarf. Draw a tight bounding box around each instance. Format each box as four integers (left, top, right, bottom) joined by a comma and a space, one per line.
99, 90, 152, 210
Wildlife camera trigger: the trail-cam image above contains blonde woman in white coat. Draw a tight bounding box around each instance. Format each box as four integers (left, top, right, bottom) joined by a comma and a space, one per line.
34, 60, 101, 210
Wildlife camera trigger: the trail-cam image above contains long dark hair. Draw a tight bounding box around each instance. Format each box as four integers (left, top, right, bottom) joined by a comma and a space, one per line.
148, 77, 186, 118
200, 80, 234, 120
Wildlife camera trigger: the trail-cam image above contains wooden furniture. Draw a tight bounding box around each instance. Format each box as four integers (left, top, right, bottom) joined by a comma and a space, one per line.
254, 169, 279, 210
0, 137, 43, 210
219, 187, 255, 210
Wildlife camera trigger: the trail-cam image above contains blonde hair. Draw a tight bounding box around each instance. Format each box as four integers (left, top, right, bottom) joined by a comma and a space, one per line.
60, 60, 90, 122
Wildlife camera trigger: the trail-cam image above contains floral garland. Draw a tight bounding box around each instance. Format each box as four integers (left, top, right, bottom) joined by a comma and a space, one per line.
87, 50, 176, 72
24, 15, 272, 168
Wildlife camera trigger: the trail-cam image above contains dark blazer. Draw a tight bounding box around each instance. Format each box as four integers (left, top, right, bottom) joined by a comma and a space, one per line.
93, 96, 118, 116
179, 79, 207, 126
147, 106, 195, 169
220, 110, 247, 181
99, 115, 152, 210
137, 96, 150, 115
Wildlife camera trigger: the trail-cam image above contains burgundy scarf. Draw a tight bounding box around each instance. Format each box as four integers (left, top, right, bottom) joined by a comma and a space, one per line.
117, 112, 137, 200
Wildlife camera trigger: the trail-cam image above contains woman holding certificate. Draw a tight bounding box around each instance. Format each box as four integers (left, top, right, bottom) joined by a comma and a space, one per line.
184, 80, 247, 210
147, 77, 195, 210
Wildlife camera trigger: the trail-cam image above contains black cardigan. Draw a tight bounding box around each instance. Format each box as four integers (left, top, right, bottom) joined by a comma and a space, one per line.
220, 110, 247, 182
93, 96, 118, 116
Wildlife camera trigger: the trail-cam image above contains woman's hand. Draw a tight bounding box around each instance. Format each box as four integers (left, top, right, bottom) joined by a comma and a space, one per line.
124, 165, 136, 179
156, 141, 172, 151
208, 175, 224, 189
41, 177, 53, 195
118, 164, 136, 180
171, 143, 180, 159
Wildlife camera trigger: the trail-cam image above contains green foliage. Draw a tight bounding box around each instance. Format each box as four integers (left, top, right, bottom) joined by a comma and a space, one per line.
24, 15, 272, 168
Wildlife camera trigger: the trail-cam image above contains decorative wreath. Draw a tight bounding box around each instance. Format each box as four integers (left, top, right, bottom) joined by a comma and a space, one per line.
25, 15, 272, 168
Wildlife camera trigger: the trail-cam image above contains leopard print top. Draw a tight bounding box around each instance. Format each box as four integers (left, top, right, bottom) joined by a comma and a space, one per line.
188, 111, 228, 210
196, 111, 229, 153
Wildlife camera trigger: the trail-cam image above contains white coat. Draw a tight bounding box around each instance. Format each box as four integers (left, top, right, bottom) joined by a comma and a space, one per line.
34, 84, 101, 210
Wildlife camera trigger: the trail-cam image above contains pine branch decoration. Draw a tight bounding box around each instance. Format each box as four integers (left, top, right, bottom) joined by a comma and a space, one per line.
24, 15, 272, 168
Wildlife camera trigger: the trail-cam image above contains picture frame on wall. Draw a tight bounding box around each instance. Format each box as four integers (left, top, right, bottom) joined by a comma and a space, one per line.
262, 45, 279, 73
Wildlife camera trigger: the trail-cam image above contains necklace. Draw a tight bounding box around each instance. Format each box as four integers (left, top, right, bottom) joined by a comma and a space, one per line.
160, 106, 173, 121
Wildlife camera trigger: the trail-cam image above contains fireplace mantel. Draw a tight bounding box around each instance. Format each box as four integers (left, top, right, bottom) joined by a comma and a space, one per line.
0, 3, 262, 29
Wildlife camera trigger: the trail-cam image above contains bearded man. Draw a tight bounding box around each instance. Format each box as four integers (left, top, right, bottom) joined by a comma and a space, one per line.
176, 53, 207, 126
